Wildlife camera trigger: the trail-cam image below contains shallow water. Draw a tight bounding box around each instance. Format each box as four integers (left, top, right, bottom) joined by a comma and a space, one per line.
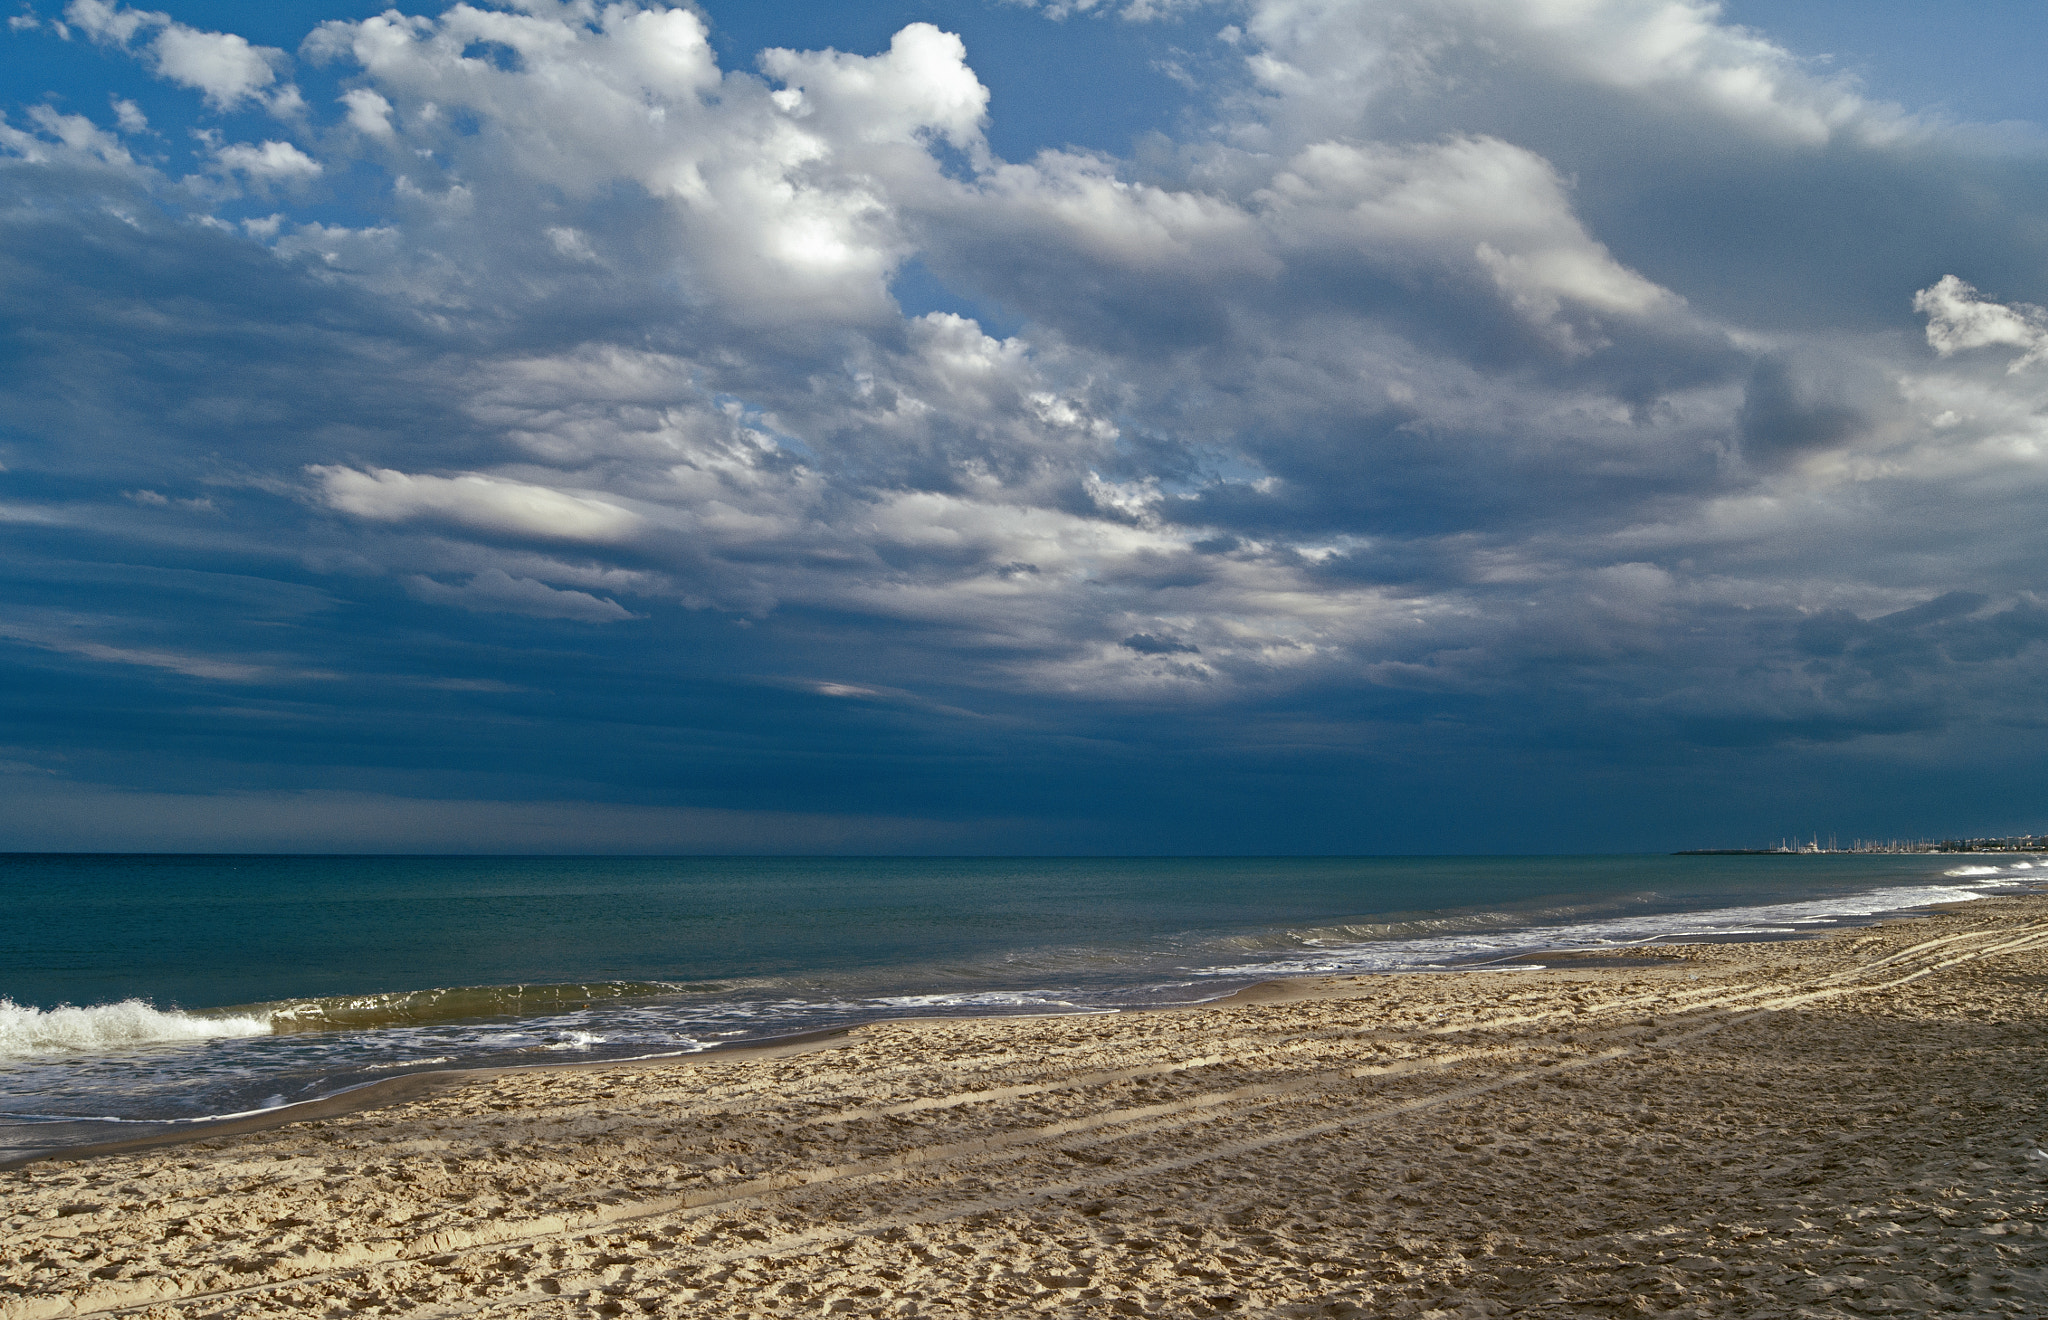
1, 852, 2037, 1157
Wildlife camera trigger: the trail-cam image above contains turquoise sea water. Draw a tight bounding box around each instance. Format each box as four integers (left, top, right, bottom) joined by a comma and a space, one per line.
1, 852, 2039, 1159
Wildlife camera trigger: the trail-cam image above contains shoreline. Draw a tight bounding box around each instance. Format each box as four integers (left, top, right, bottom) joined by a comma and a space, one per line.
0, 979, 1483, 1172
1, 885, 2025, 1173
0, 1027, 864, 1174
5, 895, 2045, 1317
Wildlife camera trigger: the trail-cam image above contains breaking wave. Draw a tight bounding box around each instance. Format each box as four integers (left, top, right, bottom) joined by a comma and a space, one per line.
0, 999, 271, 1062
0, 981, 700, 1063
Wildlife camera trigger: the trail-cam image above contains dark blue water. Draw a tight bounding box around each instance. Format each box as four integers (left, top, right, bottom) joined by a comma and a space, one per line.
0, 852, 2037, 1158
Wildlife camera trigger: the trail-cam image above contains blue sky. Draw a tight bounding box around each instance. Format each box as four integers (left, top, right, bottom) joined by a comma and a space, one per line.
7, 0, 2048, 853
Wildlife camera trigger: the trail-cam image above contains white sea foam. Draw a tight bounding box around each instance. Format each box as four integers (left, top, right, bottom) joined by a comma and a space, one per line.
1945, 866, 2005, 876
1196, 881, 2008, 979
0, 998, 272, 1062
871, 990, 1089, 1010
541, 1031, 606, 1051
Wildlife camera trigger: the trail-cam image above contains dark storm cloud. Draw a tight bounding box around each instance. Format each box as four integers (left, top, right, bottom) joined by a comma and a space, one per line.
1737, 359, 1869, 469
7, 0, 2048, 849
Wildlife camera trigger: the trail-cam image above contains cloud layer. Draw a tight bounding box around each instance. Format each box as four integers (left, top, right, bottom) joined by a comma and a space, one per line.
5, 0, 2048, 848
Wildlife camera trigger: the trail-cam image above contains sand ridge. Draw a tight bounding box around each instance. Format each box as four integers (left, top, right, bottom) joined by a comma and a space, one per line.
3, 897, 2045, 1318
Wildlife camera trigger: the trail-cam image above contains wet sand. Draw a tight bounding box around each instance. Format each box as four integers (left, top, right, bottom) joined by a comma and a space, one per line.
4, 896, 2045, 1318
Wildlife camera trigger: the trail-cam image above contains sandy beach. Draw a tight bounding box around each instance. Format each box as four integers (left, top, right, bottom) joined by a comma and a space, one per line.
4, 895, 2044, 1319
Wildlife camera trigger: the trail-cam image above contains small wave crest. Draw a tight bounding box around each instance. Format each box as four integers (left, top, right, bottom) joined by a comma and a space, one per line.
0, 999, 271, 1062
1944, 865, 2006, 876
256, 981, 684, 1034
1247, 898, 1671, 954
1193, 879, 2006, 979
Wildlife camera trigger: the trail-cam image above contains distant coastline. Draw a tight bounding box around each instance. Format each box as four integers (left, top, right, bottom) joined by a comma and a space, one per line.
1675, 833, 2048, 856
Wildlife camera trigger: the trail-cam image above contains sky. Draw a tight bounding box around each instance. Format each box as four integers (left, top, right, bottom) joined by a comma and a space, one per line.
7, 0, 2048, 854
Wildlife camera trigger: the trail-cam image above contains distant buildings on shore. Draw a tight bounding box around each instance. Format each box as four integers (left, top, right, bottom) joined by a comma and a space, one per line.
1675, 834, 2048, 856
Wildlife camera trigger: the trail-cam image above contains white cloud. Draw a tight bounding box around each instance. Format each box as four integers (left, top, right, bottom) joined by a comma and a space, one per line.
6, 105, 133, 167
63, 0, 161, 46
1255, 135, 1686, 352
109, 97, 147, 133
1914, 276, 2048, 372
65, 1, 295, 114
757, 23, 989, 154
264, 82, 307, 118
152, 24, 280, 109
300, 4, 993, 325
340, 87, 394, 138
216, 139, 321, 180
312, 467, 644, 544
1234, 0, 1913, 153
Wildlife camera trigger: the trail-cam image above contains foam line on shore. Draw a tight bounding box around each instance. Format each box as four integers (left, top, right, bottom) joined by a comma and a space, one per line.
0, 1026, 859, 1172
7, 899, 2046, 1320
7, 875, 2034, 1163
0, 903, 1922, 1171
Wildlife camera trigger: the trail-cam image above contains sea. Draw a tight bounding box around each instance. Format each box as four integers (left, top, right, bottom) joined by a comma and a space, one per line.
2, 851, 2041, 1161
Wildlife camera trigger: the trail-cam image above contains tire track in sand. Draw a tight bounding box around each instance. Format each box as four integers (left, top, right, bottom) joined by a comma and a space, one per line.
28, 916, 2048, 1320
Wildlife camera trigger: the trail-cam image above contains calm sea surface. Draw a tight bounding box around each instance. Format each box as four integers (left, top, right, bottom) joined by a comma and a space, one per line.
1, 852, 2038, 1158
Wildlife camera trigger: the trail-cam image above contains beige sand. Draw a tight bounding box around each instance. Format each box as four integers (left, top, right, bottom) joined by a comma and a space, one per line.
4, 896, 2045, 1319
